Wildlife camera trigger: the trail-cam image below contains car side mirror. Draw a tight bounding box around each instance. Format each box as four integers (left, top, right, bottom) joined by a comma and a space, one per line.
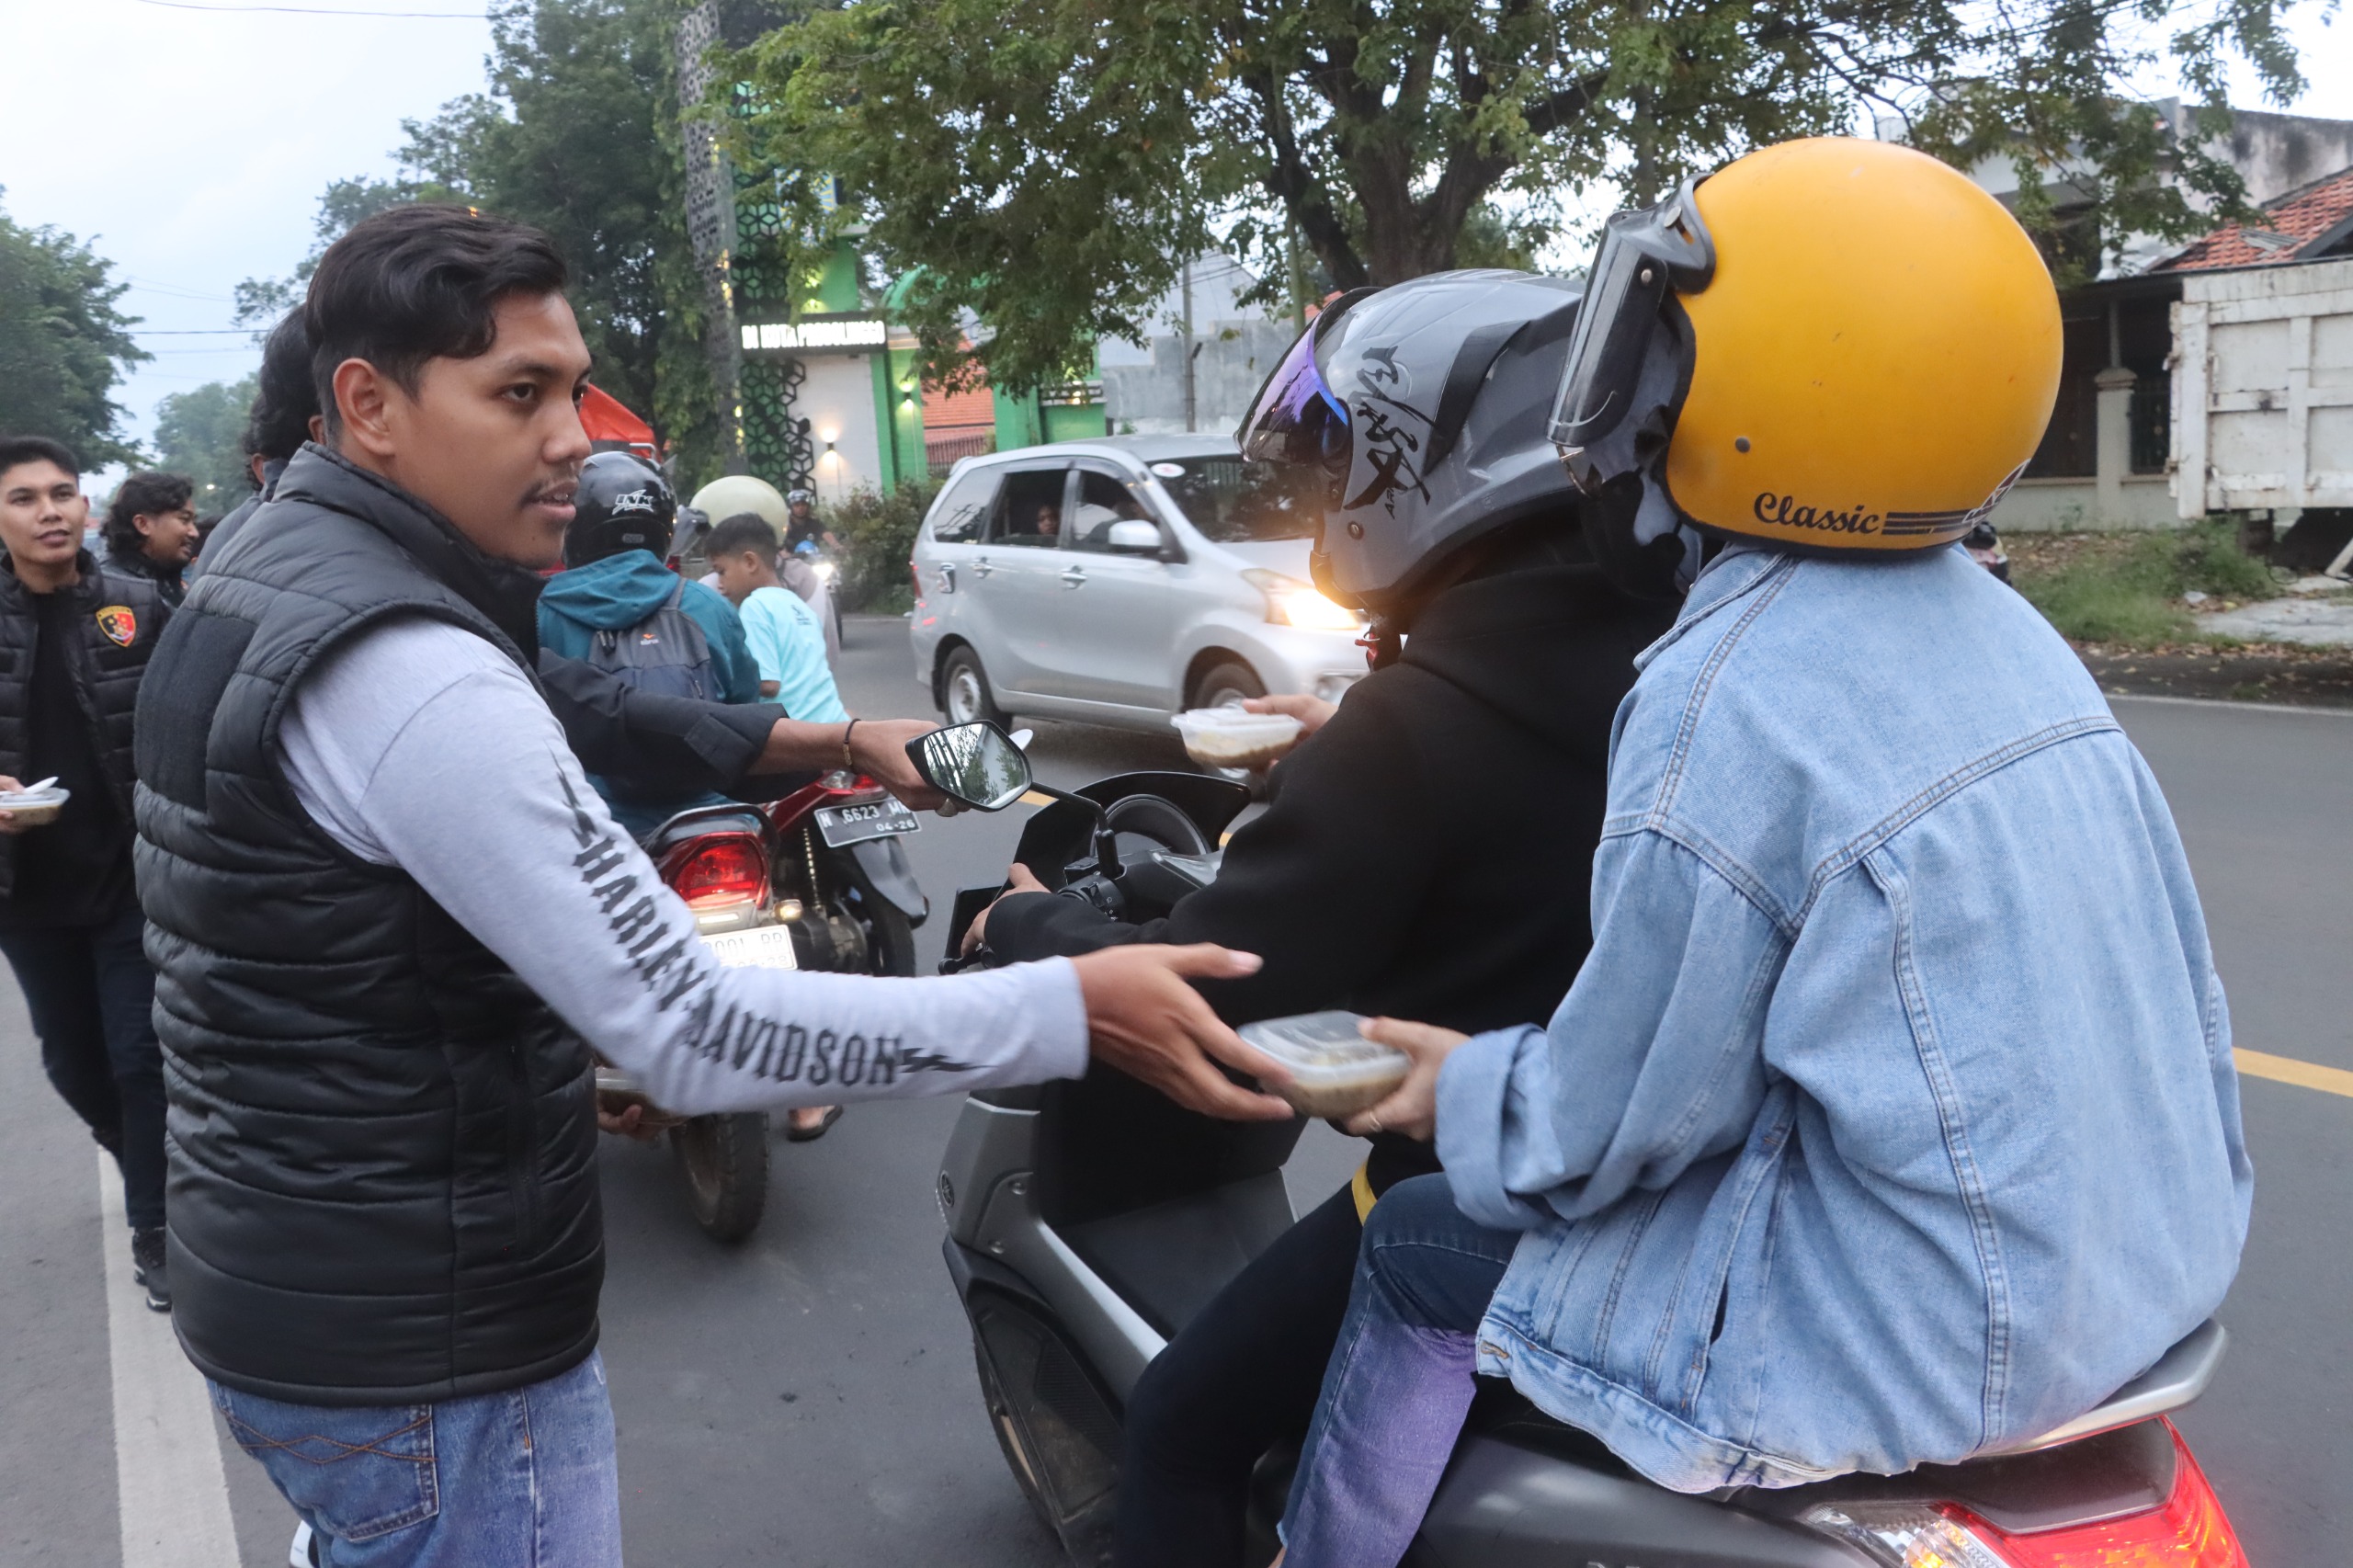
906, 722, 1035, 811
1106, 519, 1163, 556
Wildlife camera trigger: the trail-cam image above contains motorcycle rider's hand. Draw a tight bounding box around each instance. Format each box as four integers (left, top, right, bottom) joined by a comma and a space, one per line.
1242, 694, 1337, 736
962, 862, 1049, 955
845, 718, 949, 811
1071, 944, 1297, 1121
1339, 1017, 1469, 1142
0, 775, 28, 836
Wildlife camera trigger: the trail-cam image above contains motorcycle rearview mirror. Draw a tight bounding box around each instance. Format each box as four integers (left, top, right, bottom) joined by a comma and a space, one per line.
906, 723, 1125, 878
1010, 728, 1035, 751
906, 722, 1036, 812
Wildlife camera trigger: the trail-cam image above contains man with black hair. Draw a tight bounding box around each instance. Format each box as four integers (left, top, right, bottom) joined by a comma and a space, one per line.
202, 313, 892, 806
134, 203, 1285, 1564
100, 470, 199, 606
0, 434, 174, 1311
190, 312, 319, 579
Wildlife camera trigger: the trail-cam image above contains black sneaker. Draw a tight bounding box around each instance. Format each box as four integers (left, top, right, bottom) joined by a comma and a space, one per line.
131, 1227, 171, 1312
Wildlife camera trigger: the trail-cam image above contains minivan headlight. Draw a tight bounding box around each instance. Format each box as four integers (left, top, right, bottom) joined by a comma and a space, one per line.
1243, 569, 1360, 631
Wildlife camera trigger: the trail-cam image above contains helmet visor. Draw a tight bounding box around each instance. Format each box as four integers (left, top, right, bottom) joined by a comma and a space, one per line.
1237, 317, 1350, 472
1236, 289, 1378, 477
1549, 177, 1717, 458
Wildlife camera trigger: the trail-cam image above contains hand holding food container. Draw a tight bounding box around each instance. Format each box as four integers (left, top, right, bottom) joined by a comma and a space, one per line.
0, 776, 67, 835
1239, 1010, 1469, 1138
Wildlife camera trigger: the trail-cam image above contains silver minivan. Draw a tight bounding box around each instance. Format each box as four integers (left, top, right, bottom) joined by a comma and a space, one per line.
907, 436, 1367, 732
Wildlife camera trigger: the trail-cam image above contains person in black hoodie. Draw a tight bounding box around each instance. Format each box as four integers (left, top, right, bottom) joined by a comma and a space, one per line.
971, 272, 1679, 1568
0, 435, 174, 1310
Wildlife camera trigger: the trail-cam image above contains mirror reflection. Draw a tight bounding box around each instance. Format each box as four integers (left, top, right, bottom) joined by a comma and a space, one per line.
912, 722, 1034, 812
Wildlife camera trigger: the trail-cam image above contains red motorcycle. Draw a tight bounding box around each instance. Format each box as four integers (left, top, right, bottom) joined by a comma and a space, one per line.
595, 770, 927, 1241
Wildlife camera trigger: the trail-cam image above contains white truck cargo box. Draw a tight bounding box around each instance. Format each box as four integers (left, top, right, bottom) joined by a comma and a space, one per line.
2172, 256, 2353, 518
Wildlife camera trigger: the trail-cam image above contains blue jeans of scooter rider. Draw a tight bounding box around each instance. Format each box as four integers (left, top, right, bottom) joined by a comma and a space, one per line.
1278, 1176, 1514, 1568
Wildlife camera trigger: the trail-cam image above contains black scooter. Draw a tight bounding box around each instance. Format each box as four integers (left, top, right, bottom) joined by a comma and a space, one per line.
904, 721, 2247, 1568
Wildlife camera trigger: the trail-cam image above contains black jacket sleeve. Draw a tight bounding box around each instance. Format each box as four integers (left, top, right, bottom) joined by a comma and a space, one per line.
536, 650, 786, 793
985, 686, 1442, 1026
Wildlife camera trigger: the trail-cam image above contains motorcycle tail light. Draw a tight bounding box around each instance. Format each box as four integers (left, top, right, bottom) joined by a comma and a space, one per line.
1805, 1423, 2247, 1568
666, 835, 767, 910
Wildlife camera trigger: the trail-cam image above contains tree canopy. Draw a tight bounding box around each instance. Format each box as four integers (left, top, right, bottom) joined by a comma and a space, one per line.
738, 0, 2313, 392
153, 374, 260, 510
0, 191, 148, 470
242, 0, 719, 475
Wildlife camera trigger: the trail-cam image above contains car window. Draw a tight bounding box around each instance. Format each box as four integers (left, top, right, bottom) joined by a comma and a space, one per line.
927, 470, 997, 544
1154, 455, 1319, 543
1063, 469, 1154, 555
988, 467, 1070, 548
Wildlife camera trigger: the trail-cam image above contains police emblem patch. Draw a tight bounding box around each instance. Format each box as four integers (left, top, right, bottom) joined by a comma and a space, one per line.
96, 606, 137, 647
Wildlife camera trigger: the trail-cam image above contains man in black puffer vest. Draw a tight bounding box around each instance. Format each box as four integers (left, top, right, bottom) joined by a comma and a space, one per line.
134, 203, 1290, 1566
0, 436, 174, 1311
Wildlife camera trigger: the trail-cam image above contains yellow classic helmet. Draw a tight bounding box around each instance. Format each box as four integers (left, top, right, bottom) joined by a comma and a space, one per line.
1552, 137, 2062, 562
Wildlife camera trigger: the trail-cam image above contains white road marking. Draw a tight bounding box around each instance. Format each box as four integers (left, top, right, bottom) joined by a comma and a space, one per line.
98, 1152, 241, 1568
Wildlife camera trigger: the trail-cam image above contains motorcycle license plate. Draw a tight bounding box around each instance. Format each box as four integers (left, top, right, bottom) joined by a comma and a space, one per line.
813, 798, 922, 848
703, 925, 799, 971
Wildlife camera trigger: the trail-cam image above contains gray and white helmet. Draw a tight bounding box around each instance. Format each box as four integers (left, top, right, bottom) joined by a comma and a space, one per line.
1237, 269, 1586, 614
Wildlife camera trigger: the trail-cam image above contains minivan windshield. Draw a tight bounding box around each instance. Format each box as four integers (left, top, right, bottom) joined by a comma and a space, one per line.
1154, 456, 1319, 543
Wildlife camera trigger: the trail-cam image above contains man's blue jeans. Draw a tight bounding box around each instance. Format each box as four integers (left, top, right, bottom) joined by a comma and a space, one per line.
1279, 1174, 1518, 1568
210, 1351, 622, 1567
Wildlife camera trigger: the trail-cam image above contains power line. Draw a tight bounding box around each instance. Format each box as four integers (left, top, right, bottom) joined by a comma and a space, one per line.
134, 328, 260, 335
127, 0, 484, 16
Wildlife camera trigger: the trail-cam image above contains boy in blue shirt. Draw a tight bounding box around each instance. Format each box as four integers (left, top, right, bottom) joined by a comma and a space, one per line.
705, 511, 850, 725
539, 454, 762, 838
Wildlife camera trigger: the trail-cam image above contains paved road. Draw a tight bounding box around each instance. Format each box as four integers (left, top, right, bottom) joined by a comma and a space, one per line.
3, 618, 2345, 1566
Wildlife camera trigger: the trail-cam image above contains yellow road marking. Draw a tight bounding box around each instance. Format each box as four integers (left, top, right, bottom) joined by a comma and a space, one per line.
2234, 1048, 2353, 1099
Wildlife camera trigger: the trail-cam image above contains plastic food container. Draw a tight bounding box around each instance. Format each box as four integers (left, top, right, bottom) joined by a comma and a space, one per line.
1238, 1010, 1408, 1120
0, 785, 69, 828
1170, 707, 1303, 772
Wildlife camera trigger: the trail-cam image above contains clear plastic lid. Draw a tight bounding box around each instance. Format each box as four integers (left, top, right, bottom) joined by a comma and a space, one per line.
1238, 1010, 1404, 1082
1168, 708, 1303, 746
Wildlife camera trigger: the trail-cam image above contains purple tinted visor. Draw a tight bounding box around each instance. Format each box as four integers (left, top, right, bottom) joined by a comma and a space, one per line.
1236, 292, 1371, 470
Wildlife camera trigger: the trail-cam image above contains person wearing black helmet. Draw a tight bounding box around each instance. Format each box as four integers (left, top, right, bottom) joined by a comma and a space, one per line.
537, 450, 762, 838
968, 268, 1677, 1568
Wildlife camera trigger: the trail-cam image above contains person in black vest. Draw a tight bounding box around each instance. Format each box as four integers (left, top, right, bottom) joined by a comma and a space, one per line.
202, 310, 905, 811
99, 472, 200, 608
190, 312, 320, 581
133, 203, 1288, 1567
0, 435, 174, 1310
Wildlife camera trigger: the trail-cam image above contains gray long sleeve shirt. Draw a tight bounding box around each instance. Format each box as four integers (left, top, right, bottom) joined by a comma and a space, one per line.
278, 615, 1088, 1114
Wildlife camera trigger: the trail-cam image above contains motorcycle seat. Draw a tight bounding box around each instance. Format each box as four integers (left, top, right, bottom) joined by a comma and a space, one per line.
640, 804, 768, 855
1468, 1318, 2224, 1470
1982, 1316, 2226, 1455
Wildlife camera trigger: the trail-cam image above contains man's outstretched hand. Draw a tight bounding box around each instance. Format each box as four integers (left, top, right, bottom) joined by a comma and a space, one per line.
1071, 944, 1296, 1121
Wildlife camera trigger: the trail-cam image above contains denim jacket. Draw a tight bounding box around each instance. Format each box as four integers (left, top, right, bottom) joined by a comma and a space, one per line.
1435, 543, 2251, 1493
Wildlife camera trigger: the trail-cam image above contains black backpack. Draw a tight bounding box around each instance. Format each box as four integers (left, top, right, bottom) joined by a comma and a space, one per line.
586, 584, 717, 803
586, 581, 715, 704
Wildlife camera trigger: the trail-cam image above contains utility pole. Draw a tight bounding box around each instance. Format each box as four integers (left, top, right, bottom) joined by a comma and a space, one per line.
1180, 256, 1198, 434
676, 0, 745, 472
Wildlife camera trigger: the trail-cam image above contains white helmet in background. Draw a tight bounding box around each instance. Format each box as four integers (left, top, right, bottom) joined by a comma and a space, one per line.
689, 473, 790, 532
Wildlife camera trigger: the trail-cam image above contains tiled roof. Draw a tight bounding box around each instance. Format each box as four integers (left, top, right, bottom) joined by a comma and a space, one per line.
2160, 165, 2353, 270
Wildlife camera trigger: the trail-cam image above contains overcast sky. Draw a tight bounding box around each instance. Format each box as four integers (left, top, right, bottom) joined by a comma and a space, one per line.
4, 0, 2352, 491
